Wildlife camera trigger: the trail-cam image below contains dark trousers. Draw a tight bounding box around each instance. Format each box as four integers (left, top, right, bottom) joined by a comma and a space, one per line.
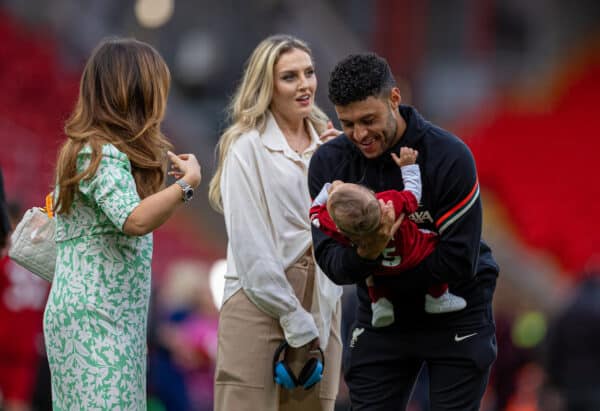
344, 321, 496, 411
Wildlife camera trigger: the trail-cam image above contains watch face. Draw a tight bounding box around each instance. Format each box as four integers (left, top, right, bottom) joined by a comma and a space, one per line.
176, 180, 193, 201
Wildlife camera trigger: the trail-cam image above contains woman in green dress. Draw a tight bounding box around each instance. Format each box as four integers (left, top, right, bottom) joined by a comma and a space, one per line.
44, 38, 201, 410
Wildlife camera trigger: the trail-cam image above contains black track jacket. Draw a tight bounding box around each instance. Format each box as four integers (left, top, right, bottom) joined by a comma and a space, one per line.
308, 105, 499, 330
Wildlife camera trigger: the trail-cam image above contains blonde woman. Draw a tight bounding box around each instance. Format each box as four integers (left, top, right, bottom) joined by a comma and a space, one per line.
209, 34, 342, 411
44, 38, 201, 409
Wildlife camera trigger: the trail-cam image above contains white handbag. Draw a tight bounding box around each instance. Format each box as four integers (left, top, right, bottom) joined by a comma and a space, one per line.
8, 195, 56, 282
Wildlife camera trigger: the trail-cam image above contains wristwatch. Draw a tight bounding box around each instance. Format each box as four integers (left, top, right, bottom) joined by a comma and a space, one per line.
175, 179, 194, 202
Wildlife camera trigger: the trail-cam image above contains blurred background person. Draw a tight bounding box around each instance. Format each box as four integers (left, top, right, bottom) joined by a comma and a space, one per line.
148, 260, 218, 411
0, 171, 50, 411
208, 34, 342, 411
543, 269, 600, 411
0, 201, 50, 411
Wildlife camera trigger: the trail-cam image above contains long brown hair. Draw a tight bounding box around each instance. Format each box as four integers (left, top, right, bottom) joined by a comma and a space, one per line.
208, 34, 329, 213
54, 37, 173, 214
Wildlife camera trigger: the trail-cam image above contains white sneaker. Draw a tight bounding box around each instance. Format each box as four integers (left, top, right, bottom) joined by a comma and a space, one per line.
425, 290, 467, 314
371, 298, 395, 327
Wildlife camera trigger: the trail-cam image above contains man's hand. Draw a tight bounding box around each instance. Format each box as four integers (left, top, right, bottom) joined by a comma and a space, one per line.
353, 200, 404, 260
327, 180, 343, 194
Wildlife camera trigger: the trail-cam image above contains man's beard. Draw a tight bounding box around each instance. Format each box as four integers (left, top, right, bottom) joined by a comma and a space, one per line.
382, 107, 398, 150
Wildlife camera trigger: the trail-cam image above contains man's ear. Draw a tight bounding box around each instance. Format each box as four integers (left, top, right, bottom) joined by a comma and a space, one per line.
389, 87, 402, 110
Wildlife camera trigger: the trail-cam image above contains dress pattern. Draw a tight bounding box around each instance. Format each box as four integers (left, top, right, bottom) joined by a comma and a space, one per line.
43, 144, 152, 410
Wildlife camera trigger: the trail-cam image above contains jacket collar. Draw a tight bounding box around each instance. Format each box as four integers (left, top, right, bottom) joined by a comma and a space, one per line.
394, 105, 430, 149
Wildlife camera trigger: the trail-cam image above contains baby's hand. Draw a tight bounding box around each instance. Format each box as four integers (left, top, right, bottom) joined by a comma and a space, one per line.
391, 147, 418, 167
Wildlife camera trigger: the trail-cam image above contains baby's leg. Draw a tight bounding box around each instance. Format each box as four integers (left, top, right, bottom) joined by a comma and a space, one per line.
367, 275, 395, 327
425, 283, 467, 314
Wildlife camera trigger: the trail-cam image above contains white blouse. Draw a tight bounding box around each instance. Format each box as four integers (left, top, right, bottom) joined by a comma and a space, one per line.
220, 111, 342, 348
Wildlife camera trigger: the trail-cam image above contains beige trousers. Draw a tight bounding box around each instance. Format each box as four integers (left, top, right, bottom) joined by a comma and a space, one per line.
214, 251, 342, 411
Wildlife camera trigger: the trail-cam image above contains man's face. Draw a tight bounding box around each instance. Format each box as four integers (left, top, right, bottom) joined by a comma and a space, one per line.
335, 89, 402, 159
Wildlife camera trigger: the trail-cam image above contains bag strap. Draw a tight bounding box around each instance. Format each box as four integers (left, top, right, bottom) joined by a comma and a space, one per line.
44, 193, 54, 218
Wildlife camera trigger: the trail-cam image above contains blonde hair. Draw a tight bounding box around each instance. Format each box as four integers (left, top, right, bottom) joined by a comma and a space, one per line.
328, 184, 381, 236
54, 37, 173, 214
208, 34, 329, 212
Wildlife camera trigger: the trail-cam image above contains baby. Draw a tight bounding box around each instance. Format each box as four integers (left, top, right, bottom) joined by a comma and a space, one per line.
310, 147, 466, 327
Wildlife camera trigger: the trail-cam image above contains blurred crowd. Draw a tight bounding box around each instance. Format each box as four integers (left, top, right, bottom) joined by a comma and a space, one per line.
2, 243, 600, 410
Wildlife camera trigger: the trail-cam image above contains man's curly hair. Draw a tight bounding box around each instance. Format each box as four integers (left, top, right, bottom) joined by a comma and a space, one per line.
328, 53, 396, 106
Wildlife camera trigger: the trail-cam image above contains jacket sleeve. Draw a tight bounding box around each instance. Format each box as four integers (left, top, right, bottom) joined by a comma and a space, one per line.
407, 141, 482, 284
308, 149, 379, 285
222, 148, 318, 348
400, 164, 422, 203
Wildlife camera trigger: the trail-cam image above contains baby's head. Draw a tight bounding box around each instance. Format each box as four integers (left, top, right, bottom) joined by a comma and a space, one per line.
327, 181, 381, 236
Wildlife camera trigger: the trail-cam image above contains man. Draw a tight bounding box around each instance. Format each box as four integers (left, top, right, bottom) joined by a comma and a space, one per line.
544, 270, 600, 411
308, 53, 499, 410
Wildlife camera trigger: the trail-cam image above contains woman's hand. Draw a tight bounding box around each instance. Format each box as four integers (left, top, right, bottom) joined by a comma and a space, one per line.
167, 151, 202, 188
319, 121, 342, 143
304, 337, 322, 361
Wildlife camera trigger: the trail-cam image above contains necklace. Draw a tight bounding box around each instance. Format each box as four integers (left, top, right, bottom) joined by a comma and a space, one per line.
288, 136, 310, 154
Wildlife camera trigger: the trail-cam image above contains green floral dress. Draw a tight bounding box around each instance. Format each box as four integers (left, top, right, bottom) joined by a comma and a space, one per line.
43, 144, 152, 410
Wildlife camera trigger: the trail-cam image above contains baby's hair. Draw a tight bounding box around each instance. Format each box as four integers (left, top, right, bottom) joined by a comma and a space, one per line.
328, 184, 380, 236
